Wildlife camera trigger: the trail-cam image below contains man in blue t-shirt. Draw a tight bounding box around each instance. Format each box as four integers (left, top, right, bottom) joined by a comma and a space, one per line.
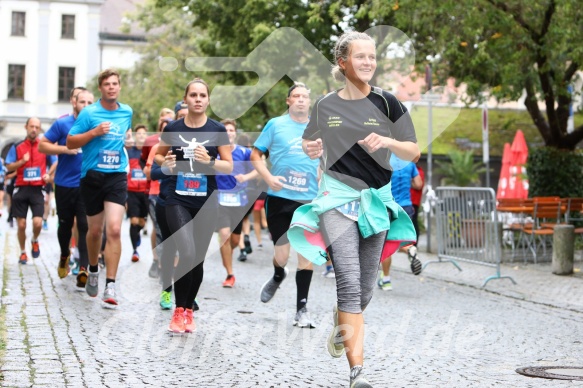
39, 90, 94, 287
67, 69, 134, 306
251, 82, 319, 328
378, 154, 423, 291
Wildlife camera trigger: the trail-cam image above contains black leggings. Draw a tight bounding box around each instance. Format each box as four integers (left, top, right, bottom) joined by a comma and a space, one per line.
156, 201, 176, 292
165, 204, 217, 309
55, 185, 88, 268
411, 205, 420, 245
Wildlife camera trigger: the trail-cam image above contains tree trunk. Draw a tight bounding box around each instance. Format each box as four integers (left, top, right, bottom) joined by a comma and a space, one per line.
524, 77, 583, 150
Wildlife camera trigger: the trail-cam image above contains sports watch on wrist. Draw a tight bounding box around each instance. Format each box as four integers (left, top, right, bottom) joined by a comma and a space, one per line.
208, 156, 216, 167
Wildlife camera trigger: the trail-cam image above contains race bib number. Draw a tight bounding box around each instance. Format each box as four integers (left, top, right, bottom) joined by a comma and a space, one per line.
131, 168, 146, 181
218, 191, 248, 207
175, 172, 207, 196
336, 200, 360, 221
24, 167, 42, 182
98, 150, 121, 169
281, 168, 309, 192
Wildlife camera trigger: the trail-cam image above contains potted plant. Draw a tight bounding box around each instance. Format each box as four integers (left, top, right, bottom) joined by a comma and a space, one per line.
436, 150, 487, 187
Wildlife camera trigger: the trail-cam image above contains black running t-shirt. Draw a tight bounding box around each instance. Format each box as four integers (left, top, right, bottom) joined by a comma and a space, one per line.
161, 117, 230, 208
303, 88, 417, 190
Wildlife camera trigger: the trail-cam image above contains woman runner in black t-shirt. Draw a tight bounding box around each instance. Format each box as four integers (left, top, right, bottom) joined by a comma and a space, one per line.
302, 31, 420, 387
155, 79, 232, 333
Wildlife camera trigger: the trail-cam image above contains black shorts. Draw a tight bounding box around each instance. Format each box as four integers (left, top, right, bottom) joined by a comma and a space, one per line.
0, 183, 4, 191
44, 183, 53, 194
6, 180, 15, 196
216, 204, 251, 235
80, 171, 127, 216
55, 185, 86, 222
127, 191, 149, 218
265, 195, 307, 246
12, 186, 45, 218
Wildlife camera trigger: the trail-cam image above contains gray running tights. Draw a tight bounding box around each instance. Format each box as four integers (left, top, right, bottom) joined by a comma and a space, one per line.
320, 209, 387, 314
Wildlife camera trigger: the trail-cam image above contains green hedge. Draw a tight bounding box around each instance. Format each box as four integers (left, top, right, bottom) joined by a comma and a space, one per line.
528, 147, 583, 198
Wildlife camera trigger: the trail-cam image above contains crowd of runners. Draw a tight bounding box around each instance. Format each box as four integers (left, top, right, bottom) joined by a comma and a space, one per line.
0, 31, 425, 388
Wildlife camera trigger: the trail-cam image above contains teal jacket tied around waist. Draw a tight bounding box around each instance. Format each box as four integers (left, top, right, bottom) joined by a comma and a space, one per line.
287, 173, 417, 265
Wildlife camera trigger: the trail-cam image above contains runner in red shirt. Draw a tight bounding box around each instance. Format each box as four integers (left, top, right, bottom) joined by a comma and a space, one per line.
6, 118, 57, 264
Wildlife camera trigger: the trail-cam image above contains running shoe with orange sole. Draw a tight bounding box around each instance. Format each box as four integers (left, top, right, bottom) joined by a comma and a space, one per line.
168, 307, 185, 333
18, 253, 28, 265
184, 308, 196, 333
222, 275, 236, 288
31, 241, 40, 259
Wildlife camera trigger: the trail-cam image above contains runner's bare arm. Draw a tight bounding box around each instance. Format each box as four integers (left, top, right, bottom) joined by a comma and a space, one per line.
250, 148, 285, 191
124, 129, 134, 148
411, 175, 423, 190
67, 122, 110, 149
204, 144, 233, 174
302, 138, 323, 160
38, 137, 77, 156
358, 134, 419, 162
235, 169, 259, 183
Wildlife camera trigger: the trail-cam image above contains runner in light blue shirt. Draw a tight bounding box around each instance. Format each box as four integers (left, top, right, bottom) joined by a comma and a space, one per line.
66, 69, 133, 307
254, 115, 319, 201
69, 98, 133, 178
250, 82, 319, 329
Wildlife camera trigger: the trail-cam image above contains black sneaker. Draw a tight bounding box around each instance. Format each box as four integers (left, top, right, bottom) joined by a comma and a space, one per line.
244, 235, 252, 254
237, 250, 247, 262
408, 246, 422, 275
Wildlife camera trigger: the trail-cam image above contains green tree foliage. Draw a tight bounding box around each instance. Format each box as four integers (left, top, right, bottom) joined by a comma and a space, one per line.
109, 1, 286, 131
394, 0, 583, 149
152, 0, 401, 129
111, 3, 204, 131
527, 148, 583, 197
151, 0, 582, 148
436, 150, 488, 187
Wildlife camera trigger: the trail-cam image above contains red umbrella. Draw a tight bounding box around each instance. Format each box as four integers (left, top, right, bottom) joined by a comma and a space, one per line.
510, 129, 528, 165
496, 143, 512, 199
507, 130, 529, 199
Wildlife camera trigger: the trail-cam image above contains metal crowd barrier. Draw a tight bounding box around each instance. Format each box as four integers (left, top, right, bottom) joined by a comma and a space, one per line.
424, 187, 516, 287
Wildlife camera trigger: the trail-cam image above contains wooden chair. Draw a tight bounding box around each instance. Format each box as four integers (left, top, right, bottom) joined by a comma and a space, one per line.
497, 198, 533, 258
564, 198, 583, 223
520, 197, 565, 263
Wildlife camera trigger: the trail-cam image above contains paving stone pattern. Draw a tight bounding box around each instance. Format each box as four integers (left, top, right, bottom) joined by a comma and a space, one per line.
1, 217, 582, 387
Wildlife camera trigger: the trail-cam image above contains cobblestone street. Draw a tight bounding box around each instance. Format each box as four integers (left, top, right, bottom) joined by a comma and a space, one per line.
1, 216, 583, 387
